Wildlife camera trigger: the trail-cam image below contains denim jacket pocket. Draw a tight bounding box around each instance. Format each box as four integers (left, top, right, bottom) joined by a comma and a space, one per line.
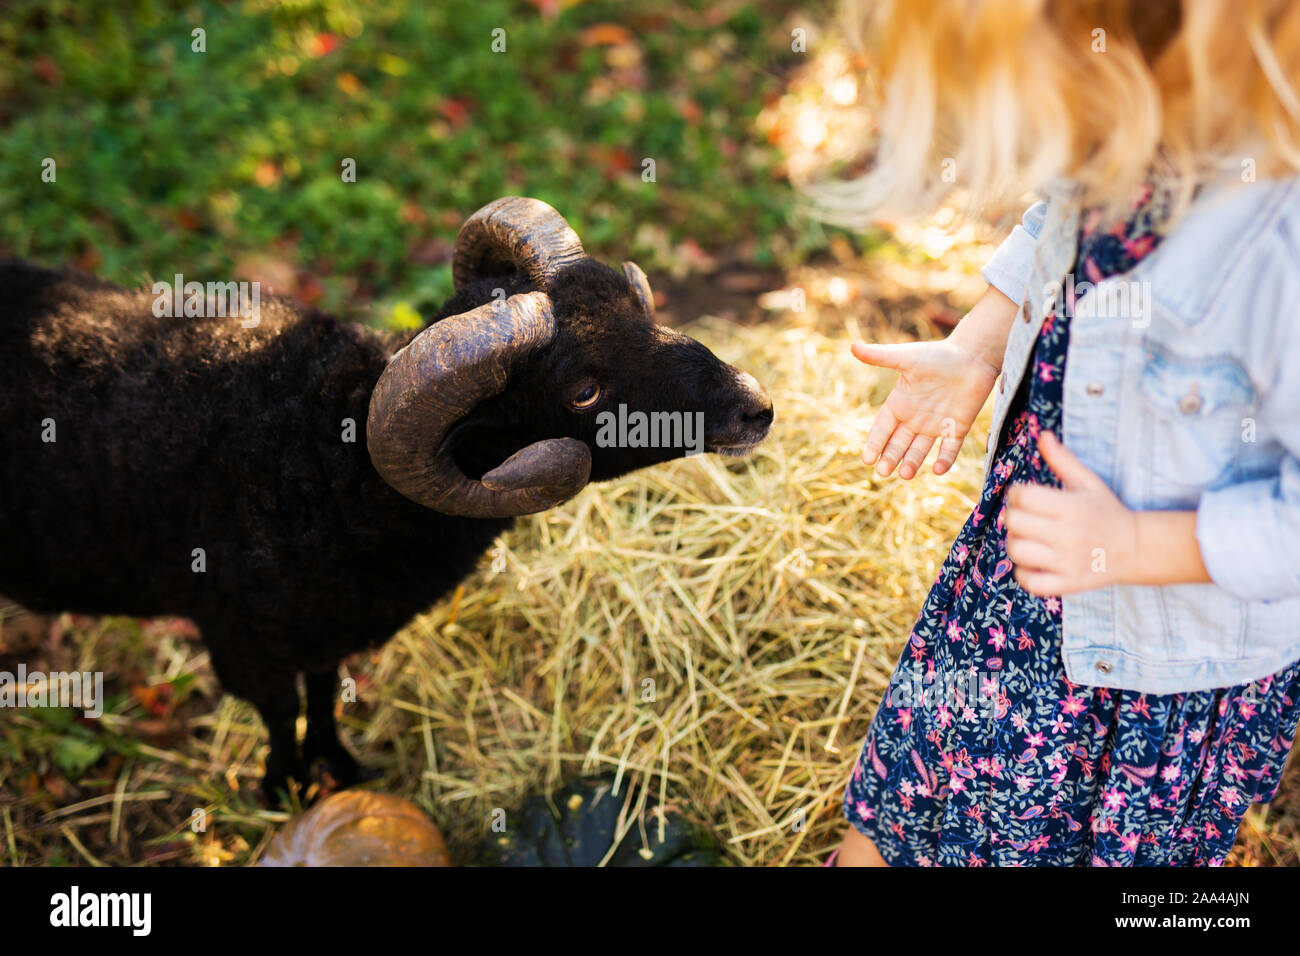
1155, 584, 1247, 665
1137, 344, 1256, 495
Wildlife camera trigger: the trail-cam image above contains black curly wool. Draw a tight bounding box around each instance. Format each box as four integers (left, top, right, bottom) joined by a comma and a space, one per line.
0, 255, 772, 800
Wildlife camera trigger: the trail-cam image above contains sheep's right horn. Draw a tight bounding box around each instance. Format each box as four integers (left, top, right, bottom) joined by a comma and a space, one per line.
622, 261, 654, 315
451, 197, 586, 293
367, 291, 591, 518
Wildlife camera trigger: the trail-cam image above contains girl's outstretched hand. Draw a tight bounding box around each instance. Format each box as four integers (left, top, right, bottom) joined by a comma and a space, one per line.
851, 337, 1000, 478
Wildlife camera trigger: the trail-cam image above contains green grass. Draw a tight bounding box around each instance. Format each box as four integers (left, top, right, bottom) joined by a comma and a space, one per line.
0, 0, 827, 319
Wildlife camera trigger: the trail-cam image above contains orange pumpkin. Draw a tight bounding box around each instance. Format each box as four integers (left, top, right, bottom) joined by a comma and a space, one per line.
258, 791, 451, 867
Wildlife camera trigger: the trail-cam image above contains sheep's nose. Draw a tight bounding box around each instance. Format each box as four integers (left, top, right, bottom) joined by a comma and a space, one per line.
742, 400, 774, 428
734, 372, 773, 427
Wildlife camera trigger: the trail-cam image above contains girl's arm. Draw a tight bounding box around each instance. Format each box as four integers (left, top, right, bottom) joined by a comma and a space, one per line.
1131, 511, 1211, 585
981, 200, 1047, 293
959, 198, 1049, 370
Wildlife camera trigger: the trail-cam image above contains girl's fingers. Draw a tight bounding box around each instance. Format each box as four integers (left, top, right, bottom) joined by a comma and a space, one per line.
898, 434, 935, 479
1038, 432, 1107, 492
862, 406, 899, 466
1006, 482, 1064, 516
876, 425, 916, 477
851, 341, 922, 371
1003, 507, 1057, 541
1013, 566, 1066, 597
933, 436, 964, 475
1005, 535, 1058, 571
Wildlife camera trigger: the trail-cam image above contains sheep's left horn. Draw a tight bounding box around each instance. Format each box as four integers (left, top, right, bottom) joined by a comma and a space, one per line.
451, 197, 586, 293
367, 291, 591, 518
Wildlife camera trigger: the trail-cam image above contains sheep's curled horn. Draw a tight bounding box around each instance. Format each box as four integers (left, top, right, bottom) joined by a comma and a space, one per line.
450, 196, 586, 293
367, 198, 593, 518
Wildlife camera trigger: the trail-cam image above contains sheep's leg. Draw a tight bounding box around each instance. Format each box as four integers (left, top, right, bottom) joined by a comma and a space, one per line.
255, 691, 309, 805
303, 665, 373, 787
203, 638, 309, 803
221, 679, 306, 804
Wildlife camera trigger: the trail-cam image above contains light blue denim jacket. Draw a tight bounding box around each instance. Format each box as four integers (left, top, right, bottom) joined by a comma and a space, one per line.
979, 176, 1300, 694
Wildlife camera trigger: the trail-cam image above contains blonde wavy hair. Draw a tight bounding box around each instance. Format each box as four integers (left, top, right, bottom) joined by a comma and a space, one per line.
811, 0, 1300, 225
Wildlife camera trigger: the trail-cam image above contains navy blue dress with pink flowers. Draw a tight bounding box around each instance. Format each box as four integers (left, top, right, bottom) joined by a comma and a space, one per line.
843, 186, 1300, 866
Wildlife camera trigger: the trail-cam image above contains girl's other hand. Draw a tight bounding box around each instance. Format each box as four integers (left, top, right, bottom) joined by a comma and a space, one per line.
1006, 432, 1211, 594
1006, 433, 1139, 595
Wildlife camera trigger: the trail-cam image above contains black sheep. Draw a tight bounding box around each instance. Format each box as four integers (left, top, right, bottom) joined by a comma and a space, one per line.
0, 198, 773, 800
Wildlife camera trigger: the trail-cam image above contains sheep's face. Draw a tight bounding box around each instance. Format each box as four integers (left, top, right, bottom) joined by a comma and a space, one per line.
448, 260, 773, 485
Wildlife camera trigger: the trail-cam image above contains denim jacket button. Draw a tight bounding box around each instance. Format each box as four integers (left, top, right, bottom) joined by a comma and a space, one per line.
1178, 390, 1203, 415
999, 376, 1006, 394
1095, 659, 1113, 675
1021, 301, 1032, 323
1086, 382, 1104, 397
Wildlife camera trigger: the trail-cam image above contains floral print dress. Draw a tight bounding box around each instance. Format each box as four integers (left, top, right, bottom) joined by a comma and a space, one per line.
843, 185, 1300, 866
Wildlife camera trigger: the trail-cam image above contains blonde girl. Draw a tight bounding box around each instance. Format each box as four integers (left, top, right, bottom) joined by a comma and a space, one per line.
825, 0, 1300, 866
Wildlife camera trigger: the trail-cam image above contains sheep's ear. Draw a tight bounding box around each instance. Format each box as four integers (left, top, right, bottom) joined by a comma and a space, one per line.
622, 261, 655, 316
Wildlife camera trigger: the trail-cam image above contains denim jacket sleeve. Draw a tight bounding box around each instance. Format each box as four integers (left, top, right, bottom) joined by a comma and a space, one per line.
979, 200, 1047, 305
1195, 236, 1300, 601
1198, 457, 1300, 600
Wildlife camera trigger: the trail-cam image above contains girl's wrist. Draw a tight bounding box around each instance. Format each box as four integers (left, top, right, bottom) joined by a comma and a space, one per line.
948, 285, 1019, 373
1122, 511, 1212, 587
947, 322, 1002, 372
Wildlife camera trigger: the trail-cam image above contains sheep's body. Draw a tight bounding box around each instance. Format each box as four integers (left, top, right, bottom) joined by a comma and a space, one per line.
1, 259, 516, 788
0, 201, 773, 801
1, 257, 506, 650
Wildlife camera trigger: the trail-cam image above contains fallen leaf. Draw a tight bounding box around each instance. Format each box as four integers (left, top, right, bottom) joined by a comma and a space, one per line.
42, 773, 71, 801
436, 97, 472, 129
580, 23, 634, 46
309, 33, 340, 58
296, 272, 324, 305
254, 160, 280, 188
132, 683, 174, 717
33, 56, 61, 86
74, 247, 101, 272
399, 200, 428, 226
593, 144, 634, 179
526, 0, 563, 18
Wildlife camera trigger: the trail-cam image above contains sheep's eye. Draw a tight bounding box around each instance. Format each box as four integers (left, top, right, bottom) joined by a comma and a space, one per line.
570, 383, 602, 410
